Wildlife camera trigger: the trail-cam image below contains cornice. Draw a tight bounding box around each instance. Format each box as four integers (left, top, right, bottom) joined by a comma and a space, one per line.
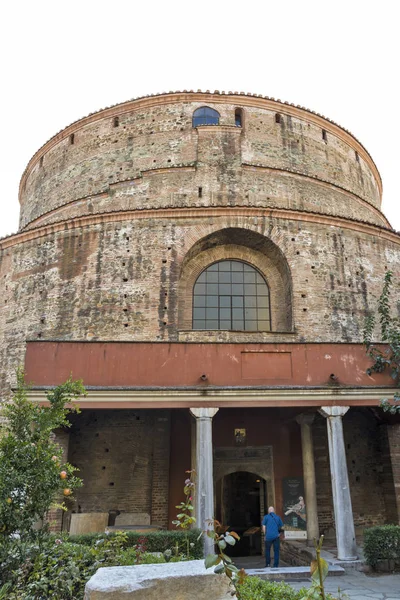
18, 91, 382, 200
1, 206, 400, 251
26, 386, 395, 408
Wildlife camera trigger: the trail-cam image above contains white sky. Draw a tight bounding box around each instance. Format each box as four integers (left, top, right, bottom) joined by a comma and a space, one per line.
0, 0, 398, 238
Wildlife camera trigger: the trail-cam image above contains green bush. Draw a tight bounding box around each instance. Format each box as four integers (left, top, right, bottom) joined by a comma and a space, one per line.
240, 576, 303, 600
67, 528, 203, 558
364, 525, 400, 567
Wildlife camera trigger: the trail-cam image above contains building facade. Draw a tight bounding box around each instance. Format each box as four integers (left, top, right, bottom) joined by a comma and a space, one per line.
1, 91, 400, 559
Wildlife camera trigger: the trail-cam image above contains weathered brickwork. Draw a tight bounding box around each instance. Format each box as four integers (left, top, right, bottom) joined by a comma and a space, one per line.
19, 93, 383, 230
1, 92, 400, 535
68, 409, 169, 527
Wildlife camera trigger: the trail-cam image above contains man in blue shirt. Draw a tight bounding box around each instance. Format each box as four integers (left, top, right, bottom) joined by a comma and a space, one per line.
262, 506, 284, 568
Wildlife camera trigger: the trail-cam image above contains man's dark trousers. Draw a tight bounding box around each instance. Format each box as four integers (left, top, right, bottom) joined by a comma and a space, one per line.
265, 537, 280, 567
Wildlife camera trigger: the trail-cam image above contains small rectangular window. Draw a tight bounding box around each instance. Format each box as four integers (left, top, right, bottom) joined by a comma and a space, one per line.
322, 129, 327, 142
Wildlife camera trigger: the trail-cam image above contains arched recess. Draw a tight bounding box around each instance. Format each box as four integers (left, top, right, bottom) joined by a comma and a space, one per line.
178, 227, 293, 332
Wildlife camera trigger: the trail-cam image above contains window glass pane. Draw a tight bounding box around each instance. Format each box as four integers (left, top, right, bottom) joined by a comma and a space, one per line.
206, 296, 218, 307
206, 271, 218, 283
231, 262, 243, 271
233, 308, 243, 319
257, 296, 269, 308
258, 320, 271, 331
232, 320, 244, 330
207, 283, 218, 294
208, 263, 218, 271
220, 321, 231, 330
193, 308, 206, 319
220, 296, 231, 308
257, 283, 269, 296
232, 296, 243, 308
244, 284, 256, 295
245, 320, 257, 330
232, 284, 244, 295
220, 308, 231, 320
193, 107, 220, 126
193, 320, 205, 329
219, 271, 231, 283
194, 295, 205, 307
257, 308, 270, 320
244, 272, 256, 283
206, 320, 218, 329
245, 308, 257, 320
232, 272, 244, 283
206, 308, 218, 319
245, 296, 256, 308
219, 283, 231, 294
219, 261, 231, 271
194, 283, 206, 294
256, 272, 265, 283
197, 273, 206, 283
243, 264, 254, 272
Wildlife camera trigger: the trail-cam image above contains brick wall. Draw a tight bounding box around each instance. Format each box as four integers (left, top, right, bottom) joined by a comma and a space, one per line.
387, 423, 400, 524
68, 410, 170, 525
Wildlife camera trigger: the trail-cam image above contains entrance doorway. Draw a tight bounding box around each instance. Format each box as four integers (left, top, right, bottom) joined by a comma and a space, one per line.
215, 471, 267, 556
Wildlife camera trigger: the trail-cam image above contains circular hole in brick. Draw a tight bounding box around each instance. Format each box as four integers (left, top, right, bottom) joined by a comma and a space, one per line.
105, 448, 109, 453
102, 466, 106, 470
124, 323, 128, 327
122, 262, 126, 266
123, 278, 128, 282
162, 259, 167, 263
296, 251, 300, 255
163, 321, 167, 326
303, 308, 307, 312
291, 238, 295, 241
301, 294, 306, 298
109, 482, 114, 486
167, 247, 171, 250
164, 306, 167, 310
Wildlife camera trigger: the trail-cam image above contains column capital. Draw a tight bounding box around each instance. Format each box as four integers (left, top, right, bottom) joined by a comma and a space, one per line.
319, 406, 350, 419
190, 407, 219, 419
296, 413, 316, 426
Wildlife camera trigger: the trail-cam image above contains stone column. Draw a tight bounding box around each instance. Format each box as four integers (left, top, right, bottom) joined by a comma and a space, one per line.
190, 407, 219, 557
296, 413, 319, 545
319, 406, 357, 560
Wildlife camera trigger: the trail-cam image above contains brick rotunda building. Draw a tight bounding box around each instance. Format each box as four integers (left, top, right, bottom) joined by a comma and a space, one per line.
1, 91, 400, 560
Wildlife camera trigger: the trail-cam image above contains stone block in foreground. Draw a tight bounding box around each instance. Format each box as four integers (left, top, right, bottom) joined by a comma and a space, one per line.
84, 560, 232, 600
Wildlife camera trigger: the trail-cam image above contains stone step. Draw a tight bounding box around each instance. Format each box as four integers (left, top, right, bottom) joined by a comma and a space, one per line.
246, 565, 345, 581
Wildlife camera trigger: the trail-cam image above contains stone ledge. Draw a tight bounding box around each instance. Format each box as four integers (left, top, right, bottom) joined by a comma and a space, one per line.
84, 560, 232, 600
246, 565, 345, 581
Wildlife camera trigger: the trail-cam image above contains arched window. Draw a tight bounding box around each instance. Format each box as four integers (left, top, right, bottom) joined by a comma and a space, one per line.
193, 260, 271, 331
235, 108, 243, 127
192, 106, 220, 127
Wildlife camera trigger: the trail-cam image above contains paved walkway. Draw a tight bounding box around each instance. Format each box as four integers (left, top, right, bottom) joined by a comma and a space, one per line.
236, 555, 400, 599
290, 571, 400, 599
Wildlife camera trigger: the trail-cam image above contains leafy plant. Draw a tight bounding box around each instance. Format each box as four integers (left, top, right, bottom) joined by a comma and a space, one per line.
299, 536, 348, 600
172, 470, 196, 558
0, 370, 85, 541
364, 525, 400, 567
364, 270, 400, 413
205, 519, 247, 599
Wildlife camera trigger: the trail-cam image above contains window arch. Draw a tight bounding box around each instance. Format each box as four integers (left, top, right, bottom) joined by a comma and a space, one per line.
192, 260, 271, 331
192, 106, 220, 127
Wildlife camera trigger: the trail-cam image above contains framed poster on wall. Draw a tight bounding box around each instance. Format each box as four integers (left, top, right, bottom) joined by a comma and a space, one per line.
282, 477, 307, 539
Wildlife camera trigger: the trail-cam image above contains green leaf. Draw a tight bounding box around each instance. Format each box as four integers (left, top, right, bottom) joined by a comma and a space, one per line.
311, 557, 329, 583
205, 553, 219, 569
218, 539, 227, 550
224, 534, 236, 546
214, 563, 225, 574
